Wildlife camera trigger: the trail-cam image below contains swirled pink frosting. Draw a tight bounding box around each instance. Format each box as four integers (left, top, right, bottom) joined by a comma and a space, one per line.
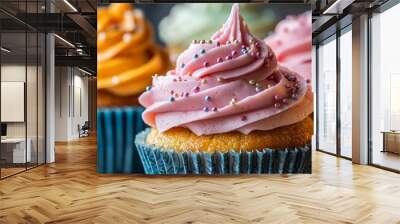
265, 12, 312, 83
139, 4, 313, 136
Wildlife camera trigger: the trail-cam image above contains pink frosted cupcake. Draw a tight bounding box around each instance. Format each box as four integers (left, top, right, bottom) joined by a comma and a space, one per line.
135, 4, 313, 174
265, 12, 312, 83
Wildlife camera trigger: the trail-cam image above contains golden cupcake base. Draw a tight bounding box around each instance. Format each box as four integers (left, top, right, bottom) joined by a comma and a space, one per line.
146, 116, 313, 153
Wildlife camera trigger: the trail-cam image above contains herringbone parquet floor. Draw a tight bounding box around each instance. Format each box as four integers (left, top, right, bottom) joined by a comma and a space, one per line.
1, 135, 400, 224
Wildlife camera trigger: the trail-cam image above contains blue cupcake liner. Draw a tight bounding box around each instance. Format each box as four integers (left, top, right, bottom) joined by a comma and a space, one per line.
97, 107, 147, 173
135, 128, 311, 175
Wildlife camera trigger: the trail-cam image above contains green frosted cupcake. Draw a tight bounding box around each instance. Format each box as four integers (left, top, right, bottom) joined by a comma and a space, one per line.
159, 3, 276, 62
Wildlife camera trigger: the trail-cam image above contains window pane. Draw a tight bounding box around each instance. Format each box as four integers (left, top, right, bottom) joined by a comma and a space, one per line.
371, 4, 400, 171
340, 29, 352, 158
318, 37, 337, 154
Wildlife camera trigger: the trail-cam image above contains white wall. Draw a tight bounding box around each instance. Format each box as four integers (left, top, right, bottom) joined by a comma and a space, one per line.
55, 66, 69, 141
1, 65, 26, 137
54, 67, 89, 141
1, 65, 36, 138
72, 73, 89, 138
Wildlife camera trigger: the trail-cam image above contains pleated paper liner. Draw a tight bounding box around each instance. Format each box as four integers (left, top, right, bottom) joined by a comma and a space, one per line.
135, 128, 311, 175
97, 107, 147, 173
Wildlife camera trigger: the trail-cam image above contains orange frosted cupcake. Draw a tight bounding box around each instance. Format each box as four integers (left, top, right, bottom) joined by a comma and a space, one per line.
97, 3, 170, 107
97, 4, 170, 173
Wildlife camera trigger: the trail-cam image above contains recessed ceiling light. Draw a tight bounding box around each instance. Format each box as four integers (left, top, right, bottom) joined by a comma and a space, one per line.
54, 34, 75, 48
323, 0, 354, 15
1, 47, 11, 53
78, 67, 93, 76
63, 0, 78, 12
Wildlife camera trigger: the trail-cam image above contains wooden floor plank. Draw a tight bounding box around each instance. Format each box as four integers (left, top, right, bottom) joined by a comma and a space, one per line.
0, 135, 399, 224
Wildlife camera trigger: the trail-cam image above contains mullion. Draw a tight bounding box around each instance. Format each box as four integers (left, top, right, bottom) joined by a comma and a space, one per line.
336, 29, 341, 157
36, 0, 39, 168
44, 0, 47, 164
367, 11, 373, 166
25, 0, 28, 172
315, 44, 319, 151
0, 20, 2, 179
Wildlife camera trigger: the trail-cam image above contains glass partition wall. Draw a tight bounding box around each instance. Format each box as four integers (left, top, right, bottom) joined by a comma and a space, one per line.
0, 1, 46, 179
0, 31, 27, 177
316, 26, 352, 159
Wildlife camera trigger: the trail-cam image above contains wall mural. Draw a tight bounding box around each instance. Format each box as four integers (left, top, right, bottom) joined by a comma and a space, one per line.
97, 3, 313, 175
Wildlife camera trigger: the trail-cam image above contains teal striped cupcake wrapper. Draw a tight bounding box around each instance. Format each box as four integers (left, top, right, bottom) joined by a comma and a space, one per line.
97, 107, 147, 173
135, 128, 311, 175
